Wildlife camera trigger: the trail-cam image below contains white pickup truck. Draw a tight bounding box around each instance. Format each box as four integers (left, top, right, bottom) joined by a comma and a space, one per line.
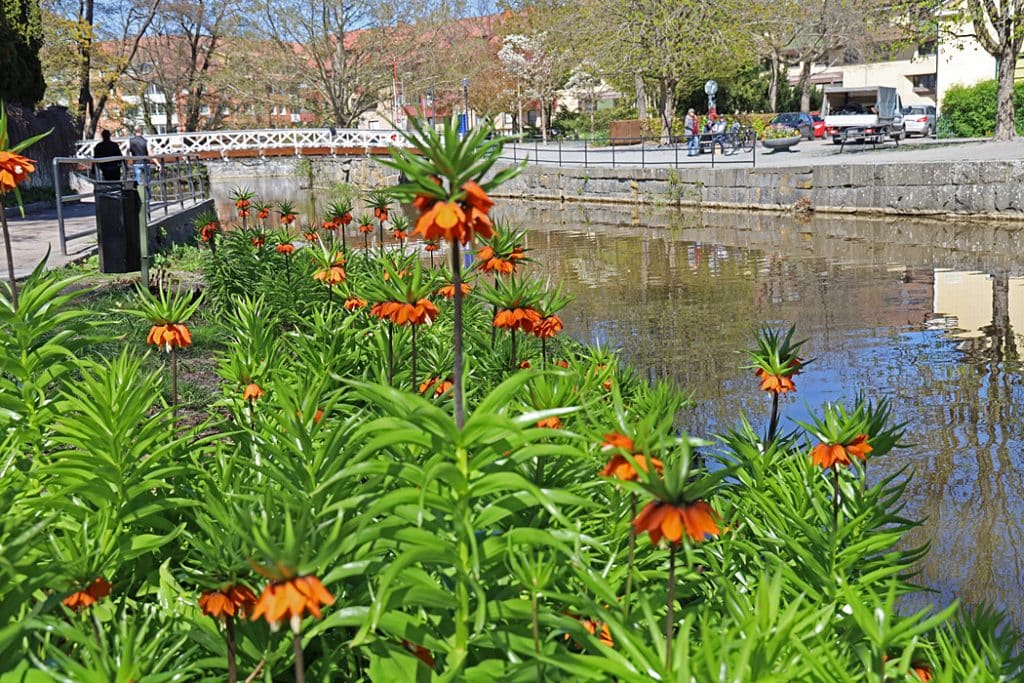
822, 86, 905, 148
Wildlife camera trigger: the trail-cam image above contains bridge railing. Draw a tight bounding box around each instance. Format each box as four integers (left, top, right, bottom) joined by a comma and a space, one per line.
52, 153, 209, 256
75, 128, 412, 158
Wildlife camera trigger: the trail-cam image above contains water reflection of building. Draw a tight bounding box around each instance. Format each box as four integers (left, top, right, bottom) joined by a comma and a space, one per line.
933, 269, 1024, 352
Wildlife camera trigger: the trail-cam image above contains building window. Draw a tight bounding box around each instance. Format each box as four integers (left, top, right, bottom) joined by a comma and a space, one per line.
918, 41, 937, 57
911, 73, 937, 92
145, 82, 163, 97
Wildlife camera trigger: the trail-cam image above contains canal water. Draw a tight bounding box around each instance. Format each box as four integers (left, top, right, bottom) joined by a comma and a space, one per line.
211, 175, 1024, 625
499, 200, 1024, 626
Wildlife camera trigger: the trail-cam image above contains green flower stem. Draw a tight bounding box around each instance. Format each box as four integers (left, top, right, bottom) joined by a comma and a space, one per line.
832, 467, 841, 534
452, 241, 465, 430
226, 615, 238, 683
378, 220, 385, 258
665, 543, 677, 671
623, 493, 637, 622
293, 631, 305, 683
453, 445, 470, 673
411, 324, 418, 392
387, 322, 394, 386
510, 329, 517, 373
170, 347, 179, 411
767, 391, 780, 443
0, 198, 18, 310
531, 589, 543, 682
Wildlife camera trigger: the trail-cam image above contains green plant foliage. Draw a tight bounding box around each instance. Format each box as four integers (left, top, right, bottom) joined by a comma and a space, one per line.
0, 125, 1020, 683
940, 79, 1024, 138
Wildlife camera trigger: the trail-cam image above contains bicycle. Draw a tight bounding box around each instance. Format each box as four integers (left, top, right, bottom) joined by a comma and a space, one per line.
724, 124, 756, 155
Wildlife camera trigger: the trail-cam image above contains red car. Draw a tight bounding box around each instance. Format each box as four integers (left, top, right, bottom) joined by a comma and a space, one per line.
810, 112, 826, 138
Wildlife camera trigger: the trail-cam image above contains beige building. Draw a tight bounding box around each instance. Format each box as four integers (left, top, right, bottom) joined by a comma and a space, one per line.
790, 16, 1010, 114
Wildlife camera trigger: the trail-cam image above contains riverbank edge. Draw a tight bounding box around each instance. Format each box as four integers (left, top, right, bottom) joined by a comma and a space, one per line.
491, 161, 1024, 223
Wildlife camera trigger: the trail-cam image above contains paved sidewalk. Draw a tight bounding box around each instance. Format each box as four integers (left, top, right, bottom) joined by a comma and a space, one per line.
0, 203, 97, 279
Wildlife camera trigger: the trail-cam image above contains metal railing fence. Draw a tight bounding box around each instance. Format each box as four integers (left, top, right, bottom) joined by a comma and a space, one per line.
74, 128, 412, 158
498, 131, 758, 170
52, 153, 209, 255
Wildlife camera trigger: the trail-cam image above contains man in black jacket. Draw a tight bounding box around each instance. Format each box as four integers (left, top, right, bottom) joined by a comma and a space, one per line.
93, 130, 123, 182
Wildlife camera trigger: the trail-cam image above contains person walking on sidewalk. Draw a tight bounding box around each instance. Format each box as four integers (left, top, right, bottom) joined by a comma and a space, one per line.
684, 108, 699, 156
128, 125, 161, 191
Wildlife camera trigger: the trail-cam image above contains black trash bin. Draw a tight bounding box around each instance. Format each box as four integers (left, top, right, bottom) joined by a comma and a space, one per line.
95, 182, 142, 273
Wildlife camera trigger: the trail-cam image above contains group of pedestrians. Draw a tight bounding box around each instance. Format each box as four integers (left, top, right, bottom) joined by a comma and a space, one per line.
92, 126, 162, 190
683, 109, 731, 157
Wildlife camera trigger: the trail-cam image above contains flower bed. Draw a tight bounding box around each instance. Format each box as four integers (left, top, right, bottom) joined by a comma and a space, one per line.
0, 117, 1017, 681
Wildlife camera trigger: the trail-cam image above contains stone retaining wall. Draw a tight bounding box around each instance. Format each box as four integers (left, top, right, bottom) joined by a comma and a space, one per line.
493, 161, 1024, 219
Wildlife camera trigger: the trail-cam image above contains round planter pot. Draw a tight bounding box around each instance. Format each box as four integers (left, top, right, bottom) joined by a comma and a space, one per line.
762, 136, 801, 152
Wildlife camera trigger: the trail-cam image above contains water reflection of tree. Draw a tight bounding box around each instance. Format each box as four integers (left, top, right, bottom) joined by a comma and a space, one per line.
893, 270, 1024, 625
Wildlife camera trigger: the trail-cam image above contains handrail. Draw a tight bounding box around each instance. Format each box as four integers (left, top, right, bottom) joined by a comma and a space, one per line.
500, 133, 758, 170
52, 153, 210, 256
75, 128, 413, 157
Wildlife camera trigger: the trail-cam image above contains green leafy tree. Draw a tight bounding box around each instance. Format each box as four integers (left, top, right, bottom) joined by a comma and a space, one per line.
0, 0, 45, 105
586, 0, 754, 142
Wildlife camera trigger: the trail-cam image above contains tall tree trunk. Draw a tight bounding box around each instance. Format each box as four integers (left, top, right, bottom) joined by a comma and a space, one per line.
635, 74, 647, 119
539, 98, 548, 143
799, 60, 812, 113
768, 51, 780, 112
657, 77, 677, 144
75, 0, 95, 139
994, 48, 1018, 140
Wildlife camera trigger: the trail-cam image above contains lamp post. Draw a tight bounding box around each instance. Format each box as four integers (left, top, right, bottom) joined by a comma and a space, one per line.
428, 84, 435, 129
461, 78, 470, 134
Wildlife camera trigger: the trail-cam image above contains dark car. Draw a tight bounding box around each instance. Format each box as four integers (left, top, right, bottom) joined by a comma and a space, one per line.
770, 112, 815, 140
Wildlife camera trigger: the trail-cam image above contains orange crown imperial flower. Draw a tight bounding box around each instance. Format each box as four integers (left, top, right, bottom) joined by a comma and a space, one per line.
199, 584, 258, 622
415, 201, 466, 242
257, 208, 271, 219
276, 243, 295, 254
600, 432, 663, 480
419, 377, 453, 397
0, 150, 36, 192
811, 434, 873, 470
482, 257, 515, 274
314, 265, 346, 286
63, 576, 111, 610
252, 236, 265, 248
251, 575, 335, 633
371, 299, 439, 326
493, 307, 541, 332
146, 323, 192, 352
343, 296, 367, 311
534, 315, 563, 339
536, 416, 562, 429
632, 500, 720, 546
280, 214, 296, 225
461, 180, 494, 214
477, 246, 494, 262
392, 229, 408, 240
374, 206, 389, 221
243, 383, 264, 401
437, 283, 471, 299
339, 212, 353, 225
303, 231, 319, 242
358, 222, 374, 233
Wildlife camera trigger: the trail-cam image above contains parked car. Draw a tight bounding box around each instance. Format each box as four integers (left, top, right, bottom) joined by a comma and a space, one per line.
810, 113, 826, 138
770, 112, 815, 140
902, 105, 936, 137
